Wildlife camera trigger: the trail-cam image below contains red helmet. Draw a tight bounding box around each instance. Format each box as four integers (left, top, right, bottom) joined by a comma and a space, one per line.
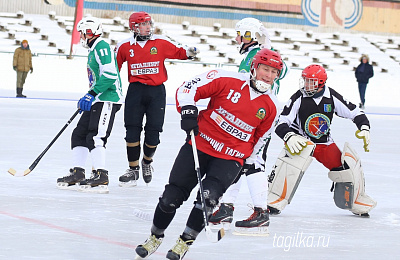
300, 64, 327, 96
250, 49, 283, 93
251, 48, 283, 72
129, 11, 152, 31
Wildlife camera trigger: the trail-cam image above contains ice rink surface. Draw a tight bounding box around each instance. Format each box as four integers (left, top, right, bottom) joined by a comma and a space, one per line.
1, 34, 400, 259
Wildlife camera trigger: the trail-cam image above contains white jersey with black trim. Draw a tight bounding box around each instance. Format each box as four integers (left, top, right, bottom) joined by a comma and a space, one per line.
275, 86, 370, 145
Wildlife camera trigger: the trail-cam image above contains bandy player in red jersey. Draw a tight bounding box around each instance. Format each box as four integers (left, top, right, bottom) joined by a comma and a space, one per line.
134, 49, 283, 260
114, 11, 199, 187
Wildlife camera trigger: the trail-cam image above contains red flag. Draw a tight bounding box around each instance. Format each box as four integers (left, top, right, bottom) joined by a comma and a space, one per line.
69, 0, 84, 57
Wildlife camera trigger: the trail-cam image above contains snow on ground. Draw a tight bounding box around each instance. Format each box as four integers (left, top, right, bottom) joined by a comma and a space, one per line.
1, 13, 400, 260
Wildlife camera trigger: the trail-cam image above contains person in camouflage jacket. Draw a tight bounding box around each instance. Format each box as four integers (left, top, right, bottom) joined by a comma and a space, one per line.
13, 39, 33, 97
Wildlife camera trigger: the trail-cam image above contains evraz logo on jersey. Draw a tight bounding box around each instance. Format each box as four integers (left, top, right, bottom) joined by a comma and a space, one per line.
305, 113, 330, 139
210, 111, 251, 141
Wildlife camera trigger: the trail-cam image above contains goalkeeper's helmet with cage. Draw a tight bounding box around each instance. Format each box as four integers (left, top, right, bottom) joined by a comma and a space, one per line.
299, 64, 327, 97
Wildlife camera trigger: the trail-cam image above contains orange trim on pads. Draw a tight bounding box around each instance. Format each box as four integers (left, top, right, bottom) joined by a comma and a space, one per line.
345, 152, 357, 162
354, 184, 373, 207
270, 177, 287, 204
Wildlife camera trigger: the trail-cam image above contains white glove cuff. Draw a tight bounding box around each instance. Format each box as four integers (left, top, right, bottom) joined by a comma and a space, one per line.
361, 125, 369, 131
283, 132, 296, 142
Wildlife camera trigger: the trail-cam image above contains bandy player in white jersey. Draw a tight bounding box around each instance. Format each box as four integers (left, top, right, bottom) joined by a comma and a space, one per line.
268, 64, 376, 217
134, 49, 282, 260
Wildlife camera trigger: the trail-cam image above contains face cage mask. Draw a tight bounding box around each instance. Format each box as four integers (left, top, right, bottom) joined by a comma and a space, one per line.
132, 21, 154, 40
299, 77, 319, 97
251, 69, 273, 93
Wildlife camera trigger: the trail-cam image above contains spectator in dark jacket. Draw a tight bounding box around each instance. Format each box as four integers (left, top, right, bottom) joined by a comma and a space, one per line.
13, 39, 33, 98
355, 54, 373, 109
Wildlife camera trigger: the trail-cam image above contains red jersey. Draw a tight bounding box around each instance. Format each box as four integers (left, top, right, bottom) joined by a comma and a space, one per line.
115, 35, 188, 86
176, 69, 278, 166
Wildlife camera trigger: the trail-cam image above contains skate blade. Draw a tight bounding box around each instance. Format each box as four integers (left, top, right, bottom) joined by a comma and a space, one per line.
56, 183, 79, 191
352, 212, 370, 218
79, 185, 109, 194
119, 180, 137, 187
210, 222, 232, 231
232, 226, 269, 236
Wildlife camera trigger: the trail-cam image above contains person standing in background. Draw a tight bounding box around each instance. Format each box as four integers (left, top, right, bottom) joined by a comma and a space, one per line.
115, 11, 199, 187
13, 39, 33, 98
355, 54, 373, 109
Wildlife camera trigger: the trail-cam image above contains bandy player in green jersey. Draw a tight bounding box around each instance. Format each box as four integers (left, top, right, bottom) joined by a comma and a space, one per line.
209, 17, 289, 235
57, 17, 123, 194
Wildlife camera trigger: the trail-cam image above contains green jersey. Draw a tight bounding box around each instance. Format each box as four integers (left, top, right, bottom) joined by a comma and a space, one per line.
87, 39, 123, 103
238, 45, 289, 96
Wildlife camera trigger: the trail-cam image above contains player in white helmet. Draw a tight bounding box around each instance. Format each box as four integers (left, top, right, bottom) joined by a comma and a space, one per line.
56, 17, 123, 193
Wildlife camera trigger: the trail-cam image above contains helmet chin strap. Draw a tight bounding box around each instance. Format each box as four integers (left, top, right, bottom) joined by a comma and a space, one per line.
250, 69, 272, 93
254, 80, 271, 93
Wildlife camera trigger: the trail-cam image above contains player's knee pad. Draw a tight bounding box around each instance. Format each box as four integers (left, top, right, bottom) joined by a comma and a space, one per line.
328, 142, 377, 214
267, 141, 315, 211
159, 184, 186, 213
125, 126, 142, 143
144, 129, 161, 146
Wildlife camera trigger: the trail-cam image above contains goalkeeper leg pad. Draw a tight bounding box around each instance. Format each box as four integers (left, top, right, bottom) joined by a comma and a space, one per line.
267, 142, 315, 211
328, 142, 377, 215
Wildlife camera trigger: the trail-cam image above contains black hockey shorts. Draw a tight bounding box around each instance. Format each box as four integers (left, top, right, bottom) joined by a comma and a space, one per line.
124, 82, 166, 146
71, 102, 121, 150
159, 142, 242, 211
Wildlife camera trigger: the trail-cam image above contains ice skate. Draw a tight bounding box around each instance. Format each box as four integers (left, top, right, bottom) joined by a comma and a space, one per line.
119, 167, 139, 187
141, 160, 153, 184
135, 234, 163, 259
79, 169, 109, 194
57, 167, 85, 190
166, 237, 193, 260
353, 212, 370, 218
268, 205, 281, 215
233, 207, 270, 236
209, 203, 234, 230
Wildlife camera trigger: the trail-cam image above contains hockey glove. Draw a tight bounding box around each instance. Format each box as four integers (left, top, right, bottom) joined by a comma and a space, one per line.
30, 68, 33, 74
180, 105, 199, 137
284, 132, 309, 155
355, 125, 370, 152
78, 93, 95, 112
241, 163, 262, 176
13, 66, 17, 71
186, 47, 200, 58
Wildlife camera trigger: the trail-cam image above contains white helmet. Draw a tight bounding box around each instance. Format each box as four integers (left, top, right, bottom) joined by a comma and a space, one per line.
77, 17, 103, 48
235, 18, 271, 53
